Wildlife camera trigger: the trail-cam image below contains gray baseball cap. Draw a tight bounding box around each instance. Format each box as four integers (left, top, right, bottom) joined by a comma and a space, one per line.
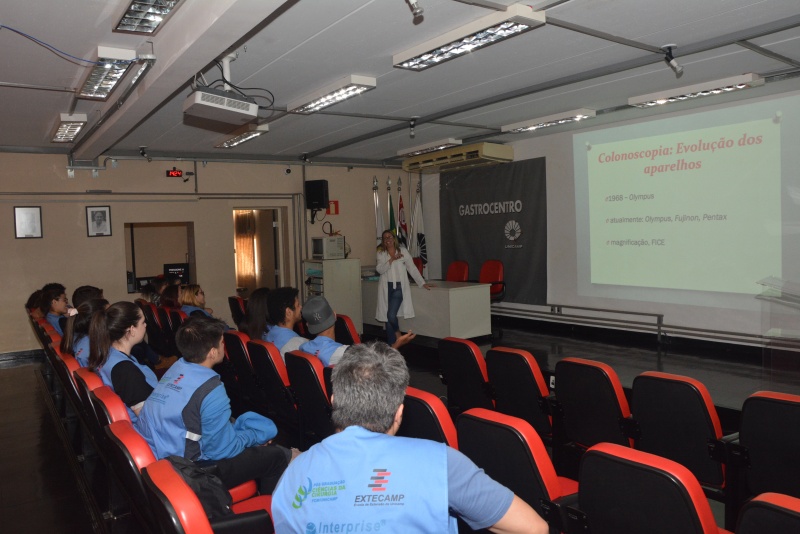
302, 296, 336, 335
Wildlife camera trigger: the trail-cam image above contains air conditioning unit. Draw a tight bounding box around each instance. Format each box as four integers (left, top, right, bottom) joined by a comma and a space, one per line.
402, 142, 514, 174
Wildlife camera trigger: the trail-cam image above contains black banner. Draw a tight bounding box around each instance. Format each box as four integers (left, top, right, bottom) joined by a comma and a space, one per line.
440, 158, 547, 305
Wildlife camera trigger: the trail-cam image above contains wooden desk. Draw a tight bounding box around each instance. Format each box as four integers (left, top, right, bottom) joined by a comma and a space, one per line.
361, 280, 491, 339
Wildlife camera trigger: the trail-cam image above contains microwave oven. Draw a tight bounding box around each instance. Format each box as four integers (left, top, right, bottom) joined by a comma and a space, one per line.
312, 236, 346, 259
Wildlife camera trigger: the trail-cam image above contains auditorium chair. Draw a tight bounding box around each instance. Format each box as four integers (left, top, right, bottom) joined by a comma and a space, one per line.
168, 309, 188, 331
138, 301, 171, 357
90, 386, 130, 428
397, 386, 458, 448
721, 391, 800, 527
142, 458, 274, 534
571, 442, 732, 534
285, 350, 335, 448
223, 331, 270, 417
106, 420, 262, 533
629, 372, 726, 495
457, 408, 578, 533
247, 340, 302, 448
156, 306, 179, 356
228, 296, 247, 327
334, 314, 361, 345
445, 260, 469, 282
485, 347, 552, 442
438, 337, 494, 417
551, 357, 631, 478
74, 367, 107, 441
736, 492, 800, 534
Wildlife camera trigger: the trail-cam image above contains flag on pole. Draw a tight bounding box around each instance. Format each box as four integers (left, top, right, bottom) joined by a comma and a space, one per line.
411, 186, 427, 264
388, 178, 397, 237
373, 177, 385, 246
397, 179, 408, 247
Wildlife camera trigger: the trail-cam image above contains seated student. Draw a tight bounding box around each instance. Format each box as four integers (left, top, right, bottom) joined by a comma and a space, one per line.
61, 298, 109, 367
160, 284, 181, 309
39, 283, 69, 335
180, 283, 231, 330
272, 342, 549, 534
88, 301, 159, 422
26, 290, 44, 318
264, 287, 307, 360
298, 296, 414, 367
239, 287, 270, 340
71, 285, 103, 308
137, 316, 294, 494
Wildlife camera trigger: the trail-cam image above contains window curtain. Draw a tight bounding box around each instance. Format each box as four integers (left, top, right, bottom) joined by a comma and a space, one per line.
234, 210, 257, 288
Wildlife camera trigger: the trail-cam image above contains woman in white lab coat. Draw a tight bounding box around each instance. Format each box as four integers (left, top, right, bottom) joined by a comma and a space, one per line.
375, 230, 431, 344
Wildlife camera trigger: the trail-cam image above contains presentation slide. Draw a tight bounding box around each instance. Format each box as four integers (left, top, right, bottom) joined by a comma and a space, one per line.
574, 92, 800, 312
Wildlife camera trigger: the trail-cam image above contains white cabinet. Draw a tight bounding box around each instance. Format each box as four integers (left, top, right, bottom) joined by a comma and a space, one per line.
303, 258, 362, 333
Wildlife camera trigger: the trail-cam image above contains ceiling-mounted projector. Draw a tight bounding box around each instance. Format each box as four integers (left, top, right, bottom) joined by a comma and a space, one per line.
182, 87, 258, 124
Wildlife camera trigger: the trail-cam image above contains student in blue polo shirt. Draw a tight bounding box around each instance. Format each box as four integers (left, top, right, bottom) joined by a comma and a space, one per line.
299, 296, 415, 367
272, 342, 548, 533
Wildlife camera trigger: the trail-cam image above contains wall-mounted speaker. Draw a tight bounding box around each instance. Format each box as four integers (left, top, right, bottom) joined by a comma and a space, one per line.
305, 179, 329, 210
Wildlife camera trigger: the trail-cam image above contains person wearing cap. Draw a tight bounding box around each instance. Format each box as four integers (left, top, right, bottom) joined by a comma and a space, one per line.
299, 296, 415, 367
272, 341, 549, 534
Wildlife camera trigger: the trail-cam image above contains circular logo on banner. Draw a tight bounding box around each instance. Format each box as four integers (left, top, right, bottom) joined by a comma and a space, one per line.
504, 220, 521, 241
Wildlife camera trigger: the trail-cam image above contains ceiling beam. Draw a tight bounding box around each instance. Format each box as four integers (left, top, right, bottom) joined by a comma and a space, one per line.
71, 0, 286, 161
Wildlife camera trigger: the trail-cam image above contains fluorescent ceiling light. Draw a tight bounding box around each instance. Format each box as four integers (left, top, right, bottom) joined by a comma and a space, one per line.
502, 108, 596, 133
115, 0, 183, 34
287, 75, 376, 114
393, 3, 545, 71
398, 138, 462, 157
51, 113, 88, 143
215, 123, 270, 148
78, 46, 137, 100
628, 73, 765, 109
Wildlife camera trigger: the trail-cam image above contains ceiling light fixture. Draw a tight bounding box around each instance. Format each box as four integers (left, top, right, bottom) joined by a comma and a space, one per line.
628, 73, 765, 109
393, 3, 545, 71
502, 108, 596, 133
408, 0, 424, 17
114, 0, 184, 34
215, 123, 270, 148
398, 138, 462, 157
78, 46, 137, 100
286, 75, 377, 114
662, 44, 683, 78
51, 113, 88, 143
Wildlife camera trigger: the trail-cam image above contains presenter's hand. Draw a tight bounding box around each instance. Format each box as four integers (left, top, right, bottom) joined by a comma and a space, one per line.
392, 331, 416, 349
423, 284, 434, 290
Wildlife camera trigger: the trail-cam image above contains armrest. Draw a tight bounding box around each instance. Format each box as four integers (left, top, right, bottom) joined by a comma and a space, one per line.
540, 493, 580, 533
707, 432, 743, 465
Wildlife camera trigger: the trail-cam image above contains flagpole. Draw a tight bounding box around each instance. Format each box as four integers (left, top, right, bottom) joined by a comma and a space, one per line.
373, 176, 385, 247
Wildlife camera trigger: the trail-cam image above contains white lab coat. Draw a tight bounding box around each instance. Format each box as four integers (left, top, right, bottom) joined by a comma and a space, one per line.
375, 246, 427, 322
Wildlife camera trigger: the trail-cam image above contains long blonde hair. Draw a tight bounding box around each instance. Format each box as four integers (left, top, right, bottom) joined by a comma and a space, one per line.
377, 230, 399, 253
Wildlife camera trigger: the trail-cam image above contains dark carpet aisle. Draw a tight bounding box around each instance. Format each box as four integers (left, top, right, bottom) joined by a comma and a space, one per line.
0, 361, 93, 533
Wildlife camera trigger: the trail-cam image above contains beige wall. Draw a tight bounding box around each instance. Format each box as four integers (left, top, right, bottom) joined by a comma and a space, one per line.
128, 222, 191, 279
1, 153, 407, 354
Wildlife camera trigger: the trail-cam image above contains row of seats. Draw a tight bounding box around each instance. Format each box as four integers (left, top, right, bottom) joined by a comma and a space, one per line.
393, 384, 800, 534
437, 336, 800, 530
30, 309, 276, 533
202, 315, 360, 450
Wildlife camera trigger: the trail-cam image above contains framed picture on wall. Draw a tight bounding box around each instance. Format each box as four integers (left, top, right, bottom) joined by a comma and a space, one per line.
14, 206, 43, 239
86, 206, 111, 237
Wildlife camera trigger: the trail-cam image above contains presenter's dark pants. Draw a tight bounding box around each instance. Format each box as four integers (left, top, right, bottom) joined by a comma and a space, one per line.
386, 282, 403, 345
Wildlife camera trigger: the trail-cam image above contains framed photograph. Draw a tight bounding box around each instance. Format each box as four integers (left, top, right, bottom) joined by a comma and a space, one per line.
14, 206, 43, 239
86, 206, 112, 237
